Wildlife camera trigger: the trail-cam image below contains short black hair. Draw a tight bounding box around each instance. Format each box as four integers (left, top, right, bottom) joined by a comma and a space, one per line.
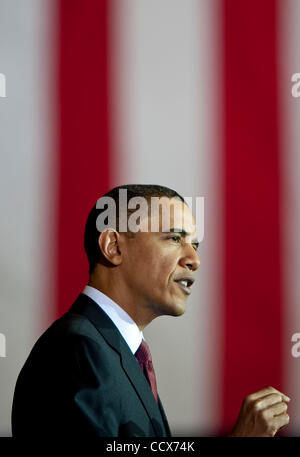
84, 184, 185, 274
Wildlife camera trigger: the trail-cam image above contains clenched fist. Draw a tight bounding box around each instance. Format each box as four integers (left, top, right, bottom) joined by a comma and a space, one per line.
230, 386, 291, 437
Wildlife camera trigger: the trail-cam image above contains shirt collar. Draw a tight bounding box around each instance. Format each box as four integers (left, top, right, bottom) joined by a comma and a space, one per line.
82, 285, 143, 354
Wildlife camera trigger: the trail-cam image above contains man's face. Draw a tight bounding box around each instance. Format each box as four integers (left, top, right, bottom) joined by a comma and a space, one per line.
121, 197, 201, 319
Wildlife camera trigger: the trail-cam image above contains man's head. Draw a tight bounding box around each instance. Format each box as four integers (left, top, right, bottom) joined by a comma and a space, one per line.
84, 184, 200, 328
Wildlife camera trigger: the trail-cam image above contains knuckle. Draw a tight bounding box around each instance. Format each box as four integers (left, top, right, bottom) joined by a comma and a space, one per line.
268, 426, 277, 437
282, 402, 288, 412
245, 393, 253, 402
275, 402, 288, 415
282, 413, 290, 424
260, 409, 269, 422
261, 421, 274, 435
243, 394, 253, 407
252, 399, 262, 412
265, 386, 276, 395
270, 393, 281, 403
275, 413, 289, 431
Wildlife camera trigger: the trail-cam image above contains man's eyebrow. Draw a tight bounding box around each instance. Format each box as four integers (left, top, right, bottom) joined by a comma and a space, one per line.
163, 227, 199, 245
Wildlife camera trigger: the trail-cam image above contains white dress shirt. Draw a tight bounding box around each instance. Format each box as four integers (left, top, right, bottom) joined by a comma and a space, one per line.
82, 285, 143, 354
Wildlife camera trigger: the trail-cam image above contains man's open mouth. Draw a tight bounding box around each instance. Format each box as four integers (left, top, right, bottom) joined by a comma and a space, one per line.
174, 278, 194, 295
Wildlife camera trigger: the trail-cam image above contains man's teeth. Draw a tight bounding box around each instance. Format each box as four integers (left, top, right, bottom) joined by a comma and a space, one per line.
179, 280, 188, 287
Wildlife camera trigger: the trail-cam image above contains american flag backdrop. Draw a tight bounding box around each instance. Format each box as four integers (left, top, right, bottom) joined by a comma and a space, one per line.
1, 0, 300, 436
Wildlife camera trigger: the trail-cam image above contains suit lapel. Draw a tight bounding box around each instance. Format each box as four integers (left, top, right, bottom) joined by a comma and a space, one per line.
158, 396, 172, 437
118, 340, 167, 436
68, 294, 168, 436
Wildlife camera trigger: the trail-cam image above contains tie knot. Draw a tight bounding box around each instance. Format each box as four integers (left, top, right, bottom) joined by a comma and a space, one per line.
135, 340, 152, 365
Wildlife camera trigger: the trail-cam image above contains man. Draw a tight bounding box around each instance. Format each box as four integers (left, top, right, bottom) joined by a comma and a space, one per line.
12, 184, 290, 437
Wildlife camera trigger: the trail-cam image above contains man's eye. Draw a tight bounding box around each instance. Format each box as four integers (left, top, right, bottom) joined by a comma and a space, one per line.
169, 235, 181, 242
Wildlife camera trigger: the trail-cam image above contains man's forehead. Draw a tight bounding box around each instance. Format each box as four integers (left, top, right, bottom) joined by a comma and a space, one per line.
148, 197, 196, 234
96, 193, 201, 238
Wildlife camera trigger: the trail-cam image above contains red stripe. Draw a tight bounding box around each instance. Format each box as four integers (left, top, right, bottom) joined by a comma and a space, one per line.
221, 0, 283, 433
56, 0, 111, 317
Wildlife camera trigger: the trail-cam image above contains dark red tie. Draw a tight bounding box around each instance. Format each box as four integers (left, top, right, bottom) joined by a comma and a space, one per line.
135, 340, 158, 403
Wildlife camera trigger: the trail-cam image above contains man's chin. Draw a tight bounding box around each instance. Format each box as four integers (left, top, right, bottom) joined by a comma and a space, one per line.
151, 297, 187, 318
173, 303, 186, 316
163, 301, 186, 317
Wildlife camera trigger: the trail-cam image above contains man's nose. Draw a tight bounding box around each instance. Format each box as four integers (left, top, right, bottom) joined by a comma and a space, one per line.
180, 244, 200, 271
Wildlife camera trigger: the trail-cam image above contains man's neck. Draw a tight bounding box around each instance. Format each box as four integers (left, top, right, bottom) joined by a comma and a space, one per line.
87, 277, 156, 331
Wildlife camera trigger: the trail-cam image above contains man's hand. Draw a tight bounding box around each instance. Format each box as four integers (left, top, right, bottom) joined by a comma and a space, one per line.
230, 386, 291, 437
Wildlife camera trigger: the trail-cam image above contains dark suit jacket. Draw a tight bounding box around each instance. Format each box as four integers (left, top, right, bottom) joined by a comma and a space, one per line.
11, 293, 171, 437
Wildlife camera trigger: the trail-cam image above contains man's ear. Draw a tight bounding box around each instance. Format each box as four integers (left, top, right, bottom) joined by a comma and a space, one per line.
98, 229, 122, 265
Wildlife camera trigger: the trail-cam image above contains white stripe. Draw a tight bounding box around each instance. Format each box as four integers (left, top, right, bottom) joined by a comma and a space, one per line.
0, 0, 56, 435
279, 0, 300, 436
111, 0, 222, 435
